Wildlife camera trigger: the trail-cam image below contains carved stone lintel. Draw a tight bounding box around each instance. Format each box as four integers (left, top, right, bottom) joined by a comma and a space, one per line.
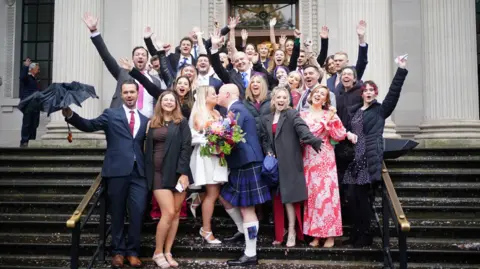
6, 0, 16, 7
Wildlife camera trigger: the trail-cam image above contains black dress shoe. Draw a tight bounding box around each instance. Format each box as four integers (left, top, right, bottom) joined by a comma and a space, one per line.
227, 254, 258, 266
223, 231, 245, 243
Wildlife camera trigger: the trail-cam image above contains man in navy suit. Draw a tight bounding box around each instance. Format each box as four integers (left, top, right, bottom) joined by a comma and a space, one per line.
62, 79, 149, 268
217, 84, 271, 266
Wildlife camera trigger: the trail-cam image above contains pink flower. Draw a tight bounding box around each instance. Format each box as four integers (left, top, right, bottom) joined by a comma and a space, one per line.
210, 121, 224, 135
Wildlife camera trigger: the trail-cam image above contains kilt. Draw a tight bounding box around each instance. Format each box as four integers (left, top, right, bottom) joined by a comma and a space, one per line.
221, 162, 272, 207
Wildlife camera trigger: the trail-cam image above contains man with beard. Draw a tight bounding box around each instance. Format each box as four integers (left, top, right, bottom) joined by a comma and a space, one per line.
196, 54, 223, 92
296, 65, 336, 112
83, 13, 164, 118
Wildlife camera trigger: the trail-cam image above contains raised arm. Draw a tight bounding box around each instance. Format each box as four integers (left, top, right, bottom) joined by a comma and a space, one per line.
143, 26, 158, 57
83, 13, 122, 80
269, 18, 278, 49
210, 29, 232, 84
157, 50, 174, 87
317, 26, 329, 67
204, 25, 231, 50
227, 17, 240, 55
355, 20, 369, 80
19, 59, 30, 82
287, 29, 302, 71
381, 58, 408, 119
63, 107, 109, 133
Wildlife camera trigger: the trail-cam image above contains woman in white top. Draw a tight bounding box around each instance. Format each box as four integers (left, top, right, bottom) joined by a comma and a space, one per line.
189, 85, 228, 244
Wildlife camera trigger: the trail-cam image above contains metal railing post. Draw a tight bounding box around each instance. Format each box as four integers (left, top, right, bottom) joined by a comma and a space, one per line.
70, 221, 81, 269
98, 185, 107, 262
399, 230, 408, 269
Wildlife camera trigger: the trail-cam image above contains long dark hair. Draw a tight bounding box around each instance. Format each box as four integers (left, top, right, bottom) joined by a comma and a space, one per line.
172, 76, 194, 110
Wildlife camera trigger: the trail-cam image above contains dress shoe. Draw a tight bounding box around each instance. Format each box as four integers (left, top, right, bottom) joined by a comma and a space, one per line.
111, 254, 124, 268
126, 256, 143, 268
223, 231, 245, 243
227, 254, 258, 266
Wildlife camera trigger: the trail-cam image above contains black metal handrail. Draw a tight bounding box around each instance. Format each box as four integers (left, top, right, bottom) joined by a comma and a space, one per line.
376, 161, 410, 269
66, 174, 109, 269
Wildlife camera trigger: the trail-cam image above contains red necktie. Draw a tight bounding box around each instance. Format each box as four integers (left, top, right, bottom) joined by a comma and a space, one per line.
129, 111, 135, 136
137, 72, 145, 110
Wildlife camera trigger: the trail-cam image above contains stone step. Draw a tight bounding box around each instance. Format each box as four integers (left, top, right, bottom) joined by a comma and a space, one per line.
394, 148, 480, 157
0, 179, 93, 195
0, 167, 101, 175
0, 155, 103, 167
0, 147, 105, 156
0, 231, 479, 264
1, 214, 479, 239
394, 182, 480, 198
387, 156, 480, 169
388, 168, 480, 182
1, 255, 479, 269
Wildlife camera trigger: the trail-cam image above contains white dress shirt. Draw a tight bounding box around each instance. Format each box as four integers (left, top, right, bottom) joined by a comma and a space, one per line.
197, 74, 210, 86
123, 105, 140, 138
134, 72, 155, 118
178, 55, 193, 67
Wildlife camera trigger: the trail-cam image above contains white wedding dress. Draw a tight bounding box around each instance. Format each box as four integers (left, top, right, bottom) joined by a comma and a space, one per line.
190, 129, 229, 189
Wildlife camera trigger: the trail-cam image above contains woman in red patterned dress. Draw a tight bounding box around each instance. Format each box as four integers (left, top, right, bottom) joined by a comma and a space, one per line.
300, 85, 355, 248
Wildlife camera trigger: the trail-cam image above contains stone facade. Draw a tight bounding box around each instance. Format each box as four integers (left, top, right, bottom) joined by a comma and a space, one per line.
0, 0, 479, 147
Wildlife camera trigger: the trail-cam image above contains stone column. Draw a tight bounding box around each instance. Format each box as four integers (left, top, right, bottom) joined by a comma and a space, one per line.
414, 0, 480, 148
335, 0, 399, 138
131, 0, 180, 51
38, 0, 105, 147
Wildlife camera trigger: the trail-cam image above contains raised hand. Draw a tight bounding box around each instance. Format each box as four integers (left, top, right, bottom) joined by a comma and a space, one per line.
24, 58, 31, 66
210, 28, 224, 49
196, 31, 204, 40
62, 107, 73, 118
241, 29, 248, 41
327, 106, 337, 121
357, 20, 366, 37
163, 44, 172, 53
396, 55, 407, 69
144, 26, 153, 39
294, 29, 301, 39
118, 58, 134, 71
279, 35, 287, 46
320, 26, 329, 39
82, 12, 98, 32
228, 16, 241, 29
251, 52, 260, 64
269, 17, 277, 27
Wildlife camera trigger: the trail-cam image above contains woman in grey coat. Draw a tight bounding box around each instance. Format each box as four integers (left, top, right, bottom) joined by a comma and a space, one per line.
260, 87, 323, 247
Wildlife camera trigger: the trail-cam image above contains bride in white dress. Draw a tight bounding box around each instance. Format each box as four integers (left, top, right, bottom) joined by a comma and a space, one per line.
189, 85, 228, 244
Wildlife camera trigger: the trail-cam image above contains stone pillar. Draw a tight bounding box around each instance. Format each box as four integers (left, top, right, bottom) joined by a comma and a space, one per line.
131, 0, 180, 51
414, 0, 480, 148
336, 0, 399, 138
38, 0, 105, 147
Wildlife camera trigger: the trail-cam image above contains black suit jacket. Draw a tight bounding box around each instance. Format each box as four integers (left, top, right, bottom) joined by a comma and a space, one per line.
90, 34, 163, 108
144, 119, 193, 190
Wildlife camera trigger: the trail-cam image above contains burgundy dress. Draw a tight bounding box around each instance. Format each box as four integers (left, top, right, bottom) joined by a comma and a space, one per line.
153, 126, 170, 190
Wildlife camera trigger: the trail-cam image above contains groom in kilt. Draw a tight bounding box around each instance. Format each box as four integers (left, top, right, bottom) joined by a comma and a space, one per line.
217, 84, 271, 266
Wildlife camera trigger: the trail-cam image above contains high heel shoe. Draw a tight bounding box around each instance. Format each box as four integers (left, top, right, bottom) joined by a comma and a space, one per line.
286, 231, 296, 247
152, 253, 170, 268
186, 193, 201, 218
200, 227, 222, 244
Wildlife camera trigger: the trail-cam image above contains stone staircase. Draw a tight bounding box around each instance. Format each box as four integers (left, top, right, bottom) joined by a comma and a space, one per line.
0, 147, 479, 268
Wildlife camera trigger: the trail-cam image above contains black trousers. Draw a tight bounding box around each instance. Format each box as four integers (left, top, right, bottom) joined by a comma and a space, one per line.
105, 163, 148, 257
344, 184, 375, 239
20, 108, 40, 144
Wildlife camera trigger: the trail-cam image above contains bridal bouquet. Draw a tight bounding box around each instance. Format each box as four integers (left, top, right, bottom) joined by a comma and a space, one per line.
200, 112, 246, 166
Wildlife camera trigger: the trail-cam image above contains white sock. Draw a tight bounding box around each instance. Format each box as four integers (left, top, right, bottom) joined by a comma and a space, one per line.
226, 208, 244, 233
243, 221, 259, 257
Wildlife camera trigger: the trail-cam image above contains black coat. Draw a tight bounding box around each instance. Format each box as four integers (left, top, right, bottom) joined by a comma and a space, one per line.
243, 98, 271, 136
144, 118, 193, 190
350, 67, 408, 182
260, 109, 323, 204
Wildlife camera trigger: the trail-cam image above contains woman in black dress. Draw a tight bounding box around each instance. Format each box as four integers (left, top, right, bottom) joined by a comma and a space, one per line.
144, 91, 192, 268
343, 58, 408, 247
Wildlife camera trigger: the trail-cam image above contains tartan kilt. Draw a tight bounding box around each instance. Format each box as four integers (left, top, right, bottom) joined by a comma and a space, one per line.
221, 162, 272, 207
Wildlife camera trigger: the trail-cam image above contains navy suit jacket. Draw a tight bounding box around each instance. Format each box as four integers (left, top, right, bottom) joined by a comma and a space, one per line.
66, 108, 149, 178
327, 44, 369, 95
209, 76, 223, 93
226, 101, 264, 169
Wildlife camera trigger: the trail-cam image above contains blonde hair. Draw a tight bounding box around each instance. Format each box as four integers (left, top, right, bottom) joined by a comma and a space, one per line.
288, 71, 304, 90
189, 85, 215, 130
150, 91, 184, 128
245, 75, 269, 103
270, 86, 291, 112
177, 64, 198, 92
